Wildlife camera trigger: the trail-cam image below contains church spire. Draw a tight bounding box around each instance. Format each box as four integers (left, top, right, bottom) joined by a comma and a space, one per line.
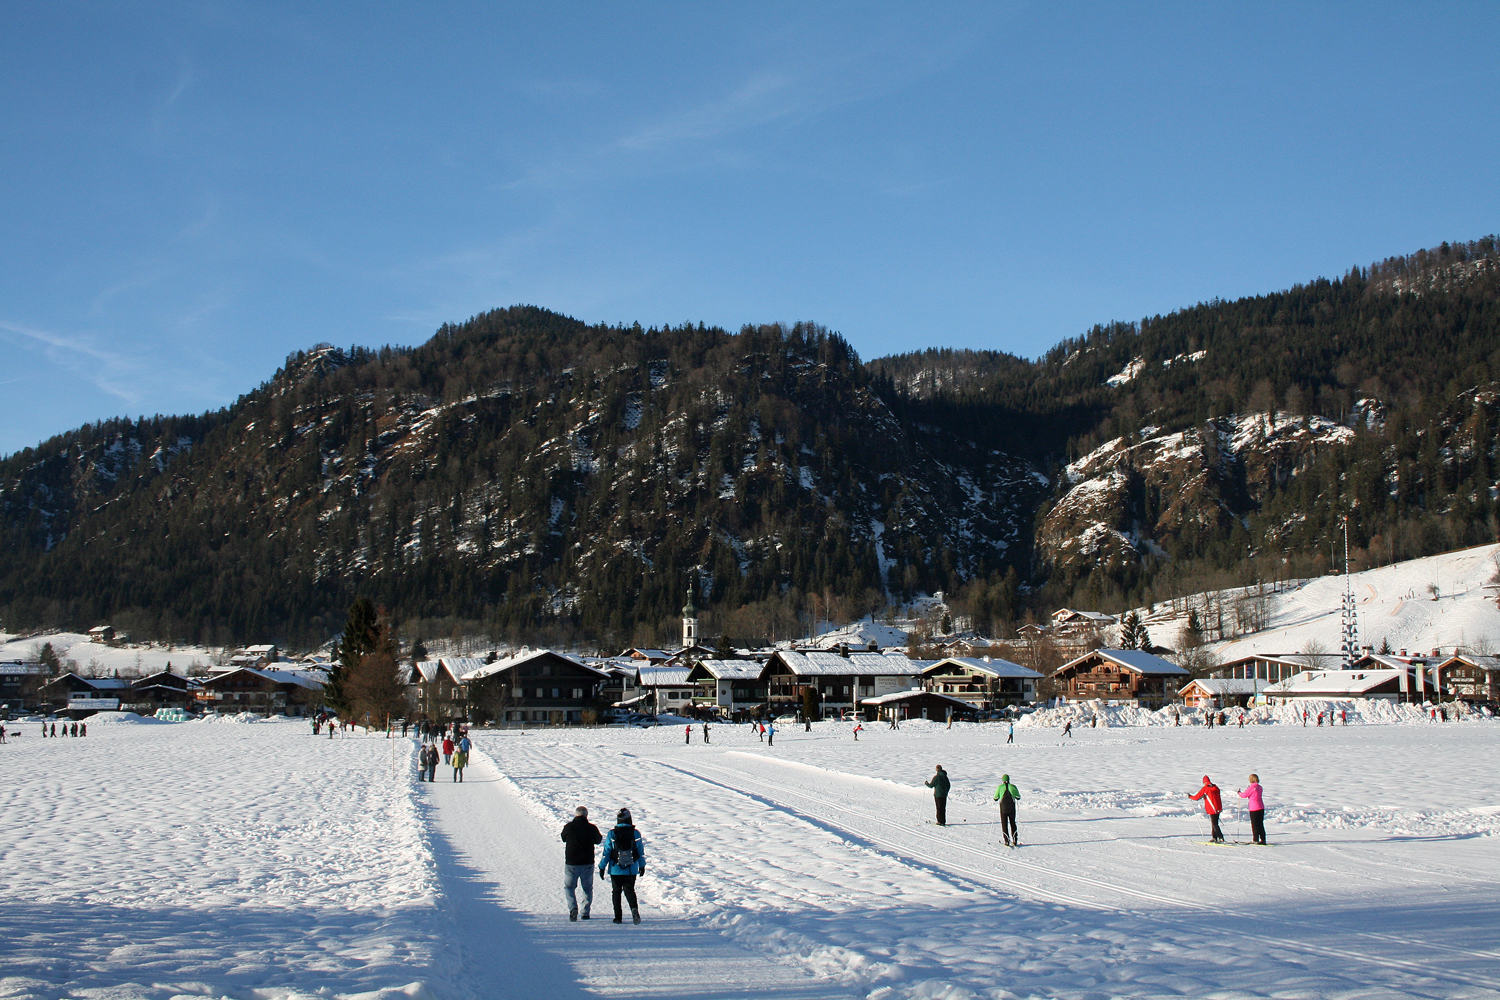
682, 578, 698, 647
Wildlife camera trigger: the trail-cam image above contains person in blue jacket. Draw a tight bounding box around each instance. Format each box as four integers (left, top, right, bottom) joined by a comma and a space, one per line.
598, 807, 647, 924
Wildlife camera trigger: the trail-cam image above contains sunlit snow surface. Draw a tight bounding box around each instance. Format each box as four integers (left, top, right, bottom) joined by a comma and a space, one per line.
2, 714, 1499, 999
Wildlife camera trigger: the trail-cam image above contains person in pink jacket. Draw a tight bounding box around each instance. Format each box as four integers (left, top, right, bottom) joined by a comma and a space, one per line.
1238, 774, 1266, 845
1189, 775, 1225, 843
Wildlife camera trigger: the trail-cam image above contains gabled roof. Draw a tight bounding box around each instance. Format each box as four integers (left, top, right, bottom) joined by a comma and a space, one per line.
922, 656, 1042, 680
440, 657, 488, 678
1263, 669, 1410, 695
773, 650, 918, 676
687, 659, 765, 681
411, 660, 444, 683
457, 648, 608, 682
860, 688, 973, 708
621, 648, 672, 661
1435, 653, 1500, 670
200, 667, 323, 690
1054, 648, 1190, 677
1051, 608, 1117, 624
637, 665, 692, 686
1179, 678, 1260, 695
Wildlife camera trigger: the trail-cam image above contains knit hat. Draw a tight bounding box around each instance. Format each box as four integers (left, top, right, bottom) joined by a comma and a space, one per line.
1001, 774, 1009, 782
617, 808, 632, 824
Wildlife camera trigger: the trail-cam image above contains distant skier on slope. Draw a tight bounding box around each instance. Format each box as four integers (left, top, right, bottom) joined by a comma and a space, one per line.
1238, 773, 1267, 845
993, 773, 1021, 847
1189, 775, 1225, 843
925, 764, 951, 826
1061, 720, 1073, 739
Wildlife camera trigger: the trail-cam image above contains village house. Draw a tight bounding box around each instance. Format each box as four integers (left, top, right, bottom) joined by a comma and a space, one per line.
1215, 654, 1310, 686
1050, 609, 1118, 634
633, 664, 695, 715
0, 661, 47, 713
197, 667, 323, 716
38, 672, 133, 716
764, 650, 918, 715
684, 659, 767, 716
1050, 648, 1190, 708
1431, 653, 1500, 702
87, 625, 116, 643
229, 644, 281, 668
860, 688, 976, 724
406, 659, 470, 721
619, 648, 673, 664
1263, 667, 1435, 703
459, 649, 610, 726
1177, 677, 1259, 709
919, 656, 1041, 709
123, 669, 199, 715
588, 659, 641, 710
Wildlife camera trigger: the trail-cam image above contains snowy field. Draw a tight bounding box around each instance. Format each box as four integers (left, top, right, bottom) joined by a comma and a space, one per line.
2, 714, 1499, 1000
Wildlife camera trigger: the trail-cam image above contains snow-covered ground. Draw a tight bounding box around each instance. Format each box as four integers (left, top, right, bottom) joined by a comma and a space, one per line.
0, 631, 218, 675
3, 714, 1499, 999
1192, 542, 1500, 660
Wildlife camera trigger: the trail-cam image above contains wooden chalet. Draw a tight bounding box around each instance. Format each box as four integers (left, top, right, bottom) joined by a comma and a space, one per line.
38, 672, 133, 715
1178, 677, 1259, 709
1431, 654, 1500, 702
197, 667, 323, 716
1216, 654, 1309, 686
458, 649, 610, 726
123, 670, 199, 714
1263, 666, 1435, 703
765, 650, 918, 715
920, 656, 1041, 709
1051, 648, 1190, 708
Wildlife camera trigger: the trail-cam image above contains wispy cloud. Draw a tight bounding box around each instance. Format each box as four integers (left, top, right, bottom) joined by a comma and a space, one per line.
0, 319, 146, 406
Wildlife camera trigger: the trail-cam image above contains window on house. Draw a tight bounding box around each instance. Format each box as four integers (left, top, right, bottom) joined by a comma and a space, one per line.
572, 688, 583, 699
552, 688, 560, 699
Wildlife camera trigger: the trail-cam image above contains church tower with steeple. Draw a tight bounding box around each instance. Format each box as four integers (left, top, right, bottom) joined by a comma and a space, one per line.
682, 580, 698, 648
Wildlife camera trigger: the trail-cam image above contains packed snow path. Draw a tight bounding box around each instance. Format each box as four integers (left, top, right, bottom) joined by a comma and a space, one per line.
418, 745, 853, 998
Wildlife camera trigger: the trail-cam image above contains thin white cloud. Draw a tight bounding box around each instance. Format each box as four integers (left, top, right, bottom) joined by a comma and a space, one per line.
0, 319, 145, 406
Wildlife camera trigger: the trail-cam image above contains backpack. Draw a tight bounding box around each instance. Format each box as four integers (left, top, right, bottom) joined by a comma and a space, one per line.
610, 828, 637, 868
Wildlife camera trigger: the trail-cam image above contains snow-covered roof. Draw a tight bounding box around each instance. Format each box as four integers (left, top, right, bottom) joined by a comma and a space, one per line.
440, 657, 488, 678
637, 665, 692, 687
1436, 653, 1500, 670
243, 645, 277, 654
775, 650, 918, 677
923, 656, 1042, 680
411, 660, 443, 683
1052, 609, 1118, 624
623, 648, 672, 661
457, 648, 605, 682
204, 667, 323, 690
689, 659, 764, 680
1180, 678, 1260, 695
0, 662, 44, 675
1055, 648, 1190, 677
1263, 669, 1408, 696
860, 689, 973, 708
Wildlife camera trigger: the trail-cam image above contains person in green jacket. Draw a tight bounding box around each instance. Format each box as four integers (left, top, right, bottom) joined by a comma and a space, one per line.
452, 748, 468, 782
993, 774, 1021, 847
925, 764, 951, 826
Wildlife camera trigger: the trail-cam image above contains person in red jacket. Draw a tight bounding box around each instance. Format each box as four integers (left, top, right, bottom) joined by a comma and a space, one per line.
1189, 775, 1225, 843
441, 735, 455, 765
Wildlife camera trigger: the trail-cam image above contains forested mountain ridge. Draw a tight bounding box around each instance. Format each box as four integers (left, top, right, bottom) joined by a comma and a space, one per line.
2, 236, 1498, 648
0, 312, 1043, 648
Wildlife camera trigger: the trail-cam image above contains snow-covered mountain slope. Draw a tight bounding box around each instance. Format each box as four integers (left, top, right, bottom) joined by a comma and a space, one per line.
1130, 543, 1500, 660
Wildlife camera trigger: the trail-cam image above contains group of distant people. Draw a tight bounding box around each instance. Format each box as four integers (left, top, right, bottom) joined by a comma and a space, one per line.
418, 726, 470, 782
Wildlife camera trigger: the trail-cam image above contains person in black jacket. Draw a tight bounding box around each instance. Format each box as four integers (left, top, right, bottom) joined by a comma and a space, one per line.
925, 764, 951, 826
561, 806, 603, 921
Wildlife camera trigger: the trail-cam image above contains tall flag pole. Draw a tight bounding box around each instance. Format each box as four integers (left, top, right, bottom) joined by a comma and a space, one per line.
1340, 515, 1360, 669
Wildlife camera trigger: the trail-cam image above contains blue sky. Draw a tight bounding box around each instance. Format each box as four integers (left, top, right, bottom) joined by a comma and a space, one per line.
3, 3, 1498, 456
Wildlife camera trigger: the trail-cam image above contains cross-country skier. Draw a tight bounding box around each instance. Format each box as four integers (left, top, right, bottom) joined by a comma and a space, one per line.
1238, 773, 1266, 845
994, 773, 1021, 847
766, 721, 774, 746
925, 764, 951, 826
1007, 722, 1015, 744
853, 723, 863, 740
1062, 720, 1073, 738
702, 723, 710, 744
685, 724, 692, 745
1189, 775, 1225, 843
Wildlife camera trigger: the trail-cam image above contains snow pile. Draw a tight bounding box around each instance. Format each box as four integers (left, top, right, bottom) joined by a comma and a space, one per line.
81, 710, 170, 725
1019, 697, 1488, 728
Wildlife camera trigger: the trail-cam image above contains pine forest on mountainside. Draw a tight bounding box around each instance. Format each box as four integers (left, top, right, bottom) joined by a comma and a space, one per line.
2, 237, 1499, 651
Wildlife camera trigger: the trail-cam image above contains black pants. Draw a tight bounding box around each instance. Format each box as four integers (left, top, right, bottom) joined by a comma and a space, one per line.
1249, 809, 1266, 844
610, 874, 638, 920
935, 797, 947, 825
1000, 808, 1018, 844
1209, 813, 1223, 842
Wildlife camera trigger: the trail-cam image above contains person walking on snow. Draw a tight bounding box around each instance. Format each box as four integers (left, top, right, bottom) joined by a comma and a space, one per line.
1189, 775, 1225, 843
766, 722, 775, 746
425, 743, 439, 782
458, 734, 471, 756
441, 735, 454, 764
599, 808, 646, 924
925, 764, 952, 826
702, 723, 710, 744
685, 724, 692, 745
1238, 773, 1267, 845
994, 773, 1022, 847
561, 806, 603, 921
417, 743, 430, 782
853, 723, 863, 741
1007, 722, 1015, 744
451, 747, 468, 782
1061, 720, 1073, 739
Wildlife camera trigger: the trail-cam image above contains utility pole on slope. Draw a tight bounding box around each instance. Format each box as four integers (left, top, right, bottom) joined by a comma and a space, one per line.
1341, 516, 1360, 670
